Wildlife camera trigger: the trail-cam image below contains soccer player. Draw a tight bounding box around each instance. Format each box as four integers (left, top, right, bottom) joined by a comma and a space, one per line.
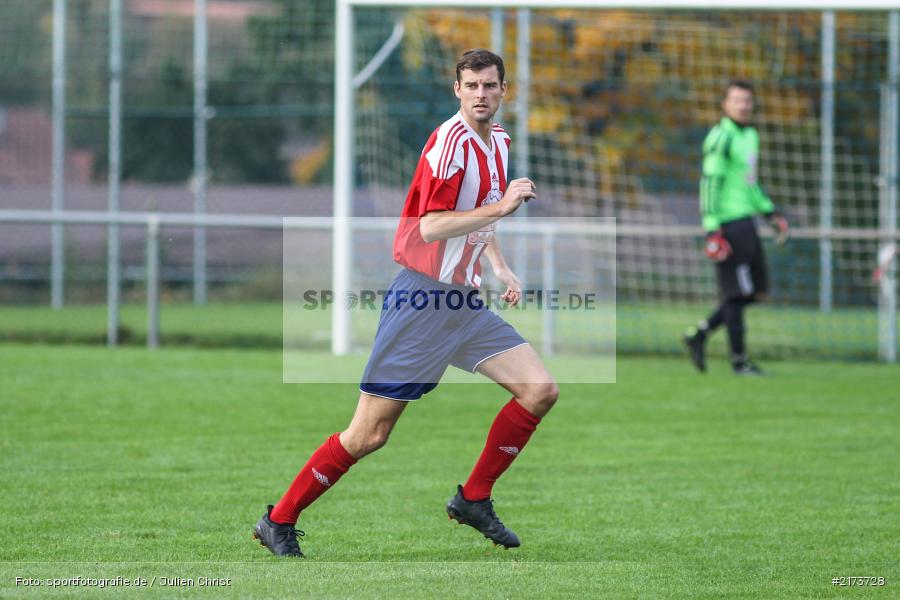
253, 49, 558, 557
683, 80, 789, 376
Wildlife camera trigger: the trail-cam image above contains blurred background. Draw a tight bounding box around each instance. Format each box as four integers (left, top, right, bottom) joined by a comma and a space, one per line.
0, 0, 897, 361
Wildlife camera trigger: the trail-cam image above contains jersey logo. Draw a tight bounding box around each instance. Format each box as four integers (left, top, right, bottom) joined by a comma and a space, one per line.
746, 152, 758, 184
467, 188, 502, 245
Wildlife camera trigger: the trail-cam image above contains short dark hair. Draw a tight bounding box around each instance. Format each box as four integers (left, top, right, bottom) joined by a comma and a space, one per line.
724, 79, 754, 98
456, 49, 505, 83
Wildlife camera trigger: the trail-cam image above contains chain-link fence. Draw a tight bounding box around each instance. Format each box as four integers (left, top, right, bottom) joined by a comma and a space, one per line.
0, 2, 897, 360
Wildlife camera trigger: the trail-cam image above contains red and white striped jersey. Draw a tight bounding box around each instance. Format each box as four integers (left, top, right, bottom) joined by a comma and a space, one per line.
393, 112, 511, 287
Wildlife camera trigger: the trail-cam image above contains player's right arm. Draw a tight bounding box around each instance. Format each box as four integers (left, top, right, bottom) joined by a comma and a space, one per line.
419, 178, 535, 243
699, 125, 734, 261
699, 125, 731, 232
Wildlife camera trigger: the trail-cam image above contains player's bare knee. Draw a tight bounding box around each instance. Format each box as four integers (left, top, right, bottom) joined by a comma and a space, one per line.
358, 422, 393, 455
521, 381, 558, 416
340, 427, 390, 459
368, 429, 391, 453
542, 381, 560, 410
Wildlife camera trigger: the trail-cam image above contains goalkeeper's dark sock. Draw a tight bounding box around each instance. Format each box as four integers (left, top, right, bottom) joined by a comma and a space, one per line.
463, 398, 541, 502
269, 433, 356, 525
723, 298, 746, 357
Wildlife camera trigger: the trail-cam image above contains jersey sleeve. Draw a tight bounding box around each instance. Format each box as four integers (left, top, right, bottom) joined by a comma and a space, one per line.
699, 128, 730, 232
751, 182, 775, 215
748, 129, 775, 215
419, 133, 466, 215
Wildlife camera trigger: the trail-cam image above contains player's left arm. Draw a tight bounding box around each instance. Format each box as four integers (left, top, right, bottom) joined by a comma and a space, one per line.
752, 133, 789, 244
483, 237, 522, 306
754, 183, 790, 245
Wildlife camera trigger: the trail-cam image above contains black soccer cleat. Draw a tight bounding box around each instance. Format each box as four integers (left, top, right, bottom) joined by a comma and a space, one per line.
732, 358, 765, 377
683, 329, 707, 373
446, 485, 520, 549
253, 505, 305, 557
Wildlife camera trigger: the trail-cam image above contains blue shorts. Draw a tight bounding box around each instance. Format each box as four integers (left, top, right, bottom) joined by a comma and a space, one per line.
360, 268, 527, 401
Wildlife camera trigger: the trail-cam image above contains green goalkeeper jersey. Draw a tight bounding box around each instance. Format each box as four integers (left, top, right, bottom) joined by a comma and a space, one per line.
699, 116, 774, 232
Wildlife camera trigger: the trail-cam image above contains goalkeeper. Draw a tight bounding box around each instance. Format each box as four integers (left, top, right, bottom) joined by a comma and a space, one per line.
684, 80, 789, 376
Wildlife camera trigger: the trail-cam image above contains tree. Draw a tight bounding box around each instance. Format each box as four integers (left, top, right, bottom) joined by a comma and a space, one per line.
0, 1, 52, 104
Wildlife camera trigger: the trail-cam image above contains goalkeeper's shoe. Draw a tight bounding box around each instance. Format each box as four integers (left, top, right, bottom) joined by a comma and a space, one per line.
683, 328, 707, 373
446, 485, 520, 549
732, 357, 765, 377
253, 505, 304, 557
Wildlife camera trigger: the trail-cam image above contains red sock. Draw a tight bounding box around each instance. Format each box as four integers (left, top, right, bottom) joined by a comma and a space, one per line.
269, 433, 356, 525
463, 398, 541, 502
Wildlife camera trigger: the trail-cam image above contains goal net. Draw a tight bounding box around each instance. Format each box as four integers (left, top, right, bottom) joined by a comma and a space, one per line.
344, 4, 898, 361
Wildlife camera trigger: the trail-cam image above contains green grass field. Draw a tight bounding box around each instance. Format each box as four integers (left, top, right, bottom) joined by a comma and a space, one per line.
0, 300, 891, 360
1, 344, 897, 598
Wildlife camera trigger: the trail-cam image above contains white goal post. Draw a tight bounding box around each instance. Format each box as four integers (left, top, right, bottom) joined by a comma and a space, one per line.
333, 0, 899, 360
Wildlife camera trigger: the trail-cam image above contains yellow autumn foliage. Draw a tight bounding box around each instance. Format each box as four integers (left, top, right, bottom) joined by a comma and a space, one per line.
393, 9, 879, 202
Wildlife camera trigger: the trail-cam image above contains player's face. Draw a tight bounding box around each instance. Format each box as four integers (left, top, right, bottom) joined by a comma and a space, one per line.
454, 66, 506, 125
722, 86, 754, 125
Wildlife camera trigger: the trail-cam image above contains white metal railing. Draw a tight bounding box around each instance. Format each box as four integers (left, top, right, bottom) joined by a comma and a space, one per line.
4, 209, 899, 238
0, 210, 336, 349
0, 209, 897, 359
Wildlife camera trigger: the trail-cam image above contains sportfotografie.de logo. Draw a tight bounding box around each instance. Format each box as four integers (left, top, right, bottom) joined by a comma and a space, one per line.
299, 289, 599, 311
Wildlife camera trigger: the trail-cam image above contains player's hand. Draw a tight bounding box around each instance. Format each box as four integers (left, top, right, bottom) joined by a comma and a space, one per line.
769, 213, 790, 246
493, 265, 522, 306
498, 178, 536, 216
704, 230, 732, 262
